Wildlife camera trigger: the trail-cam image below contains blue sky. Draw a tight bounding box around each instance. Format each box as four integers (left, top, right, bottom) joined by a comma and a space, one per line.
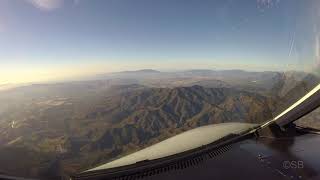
0, 0, 319, 83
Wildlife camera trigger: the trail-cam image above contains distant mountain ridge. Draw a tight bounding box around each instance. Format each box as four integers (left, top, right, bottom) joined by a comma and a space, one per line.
117, 69, 161, 74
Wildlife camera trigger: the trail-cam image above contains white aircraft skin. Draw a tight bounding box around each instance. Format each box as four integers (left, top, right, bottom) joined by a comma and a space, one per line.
89, 122, 257, 171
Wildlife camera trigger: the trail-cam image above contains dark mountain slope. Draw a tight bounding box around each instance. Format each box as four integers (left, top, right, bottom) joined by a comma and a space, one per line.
79, 86, 274, 166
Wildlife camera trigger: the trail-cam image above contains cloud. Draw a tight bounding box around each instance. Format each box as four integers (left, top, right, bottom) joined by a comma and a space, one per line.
26, 0, 64, 11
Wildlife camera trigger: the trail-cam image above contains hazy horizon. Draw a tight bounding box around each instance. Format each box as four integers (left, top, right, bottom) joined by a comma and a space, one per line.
1, 62, 315, 84
0, 66, 317, 87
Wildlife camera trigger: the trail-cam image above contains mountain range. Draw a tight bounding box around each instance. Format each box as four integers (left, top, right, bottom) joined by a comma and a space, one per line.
0, 69, 318, 179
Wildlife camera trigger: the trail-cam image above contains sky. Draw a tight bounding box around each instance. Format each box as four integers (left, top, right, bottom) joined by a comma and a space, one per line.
0, 0, 320, 83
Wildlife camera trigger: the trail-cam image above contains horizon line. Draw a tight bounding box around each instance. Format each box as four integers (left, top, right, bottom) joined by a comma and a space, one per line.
1, 68, 316, 87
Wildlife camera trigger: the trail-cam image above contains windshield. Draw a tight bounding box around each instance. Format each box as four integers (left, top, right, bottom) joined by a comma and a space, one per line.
0, 0, 320, 179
